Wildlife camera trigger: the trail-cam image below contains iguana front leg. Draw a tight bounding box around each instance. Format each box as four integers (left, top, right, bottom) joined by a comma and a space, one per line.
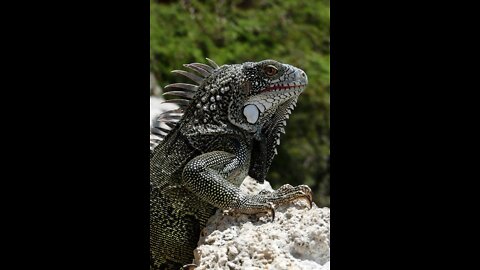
182, 151, 312, 220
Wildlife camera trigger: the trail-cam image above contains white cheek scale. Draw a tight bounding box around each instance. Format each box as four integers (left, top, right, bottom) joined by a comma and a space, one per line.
243, 104, 259, 124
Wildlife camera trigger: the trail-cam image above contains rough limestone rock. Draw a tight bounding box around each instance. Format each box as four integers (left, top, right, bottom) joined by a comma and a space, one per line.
150, 96, 178, 129
150, 72, 163, 96
194, 177, 330, 270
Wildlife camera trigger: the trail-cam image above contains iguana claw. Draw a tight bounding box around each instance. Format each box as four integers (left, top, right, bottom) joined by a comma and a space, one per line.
267, 201, 276, 221
182, 264, 197, 270
298, 185, 313, 209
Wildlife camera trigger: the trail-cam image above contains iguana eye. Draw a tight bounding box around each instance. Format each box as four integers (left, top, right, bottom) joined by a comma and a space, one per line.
264, 65, 278, 76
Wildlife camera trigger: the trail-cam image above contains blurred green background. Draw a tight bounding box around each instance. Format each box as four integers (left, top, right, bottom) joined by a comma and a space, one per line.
150, 0, 330, 207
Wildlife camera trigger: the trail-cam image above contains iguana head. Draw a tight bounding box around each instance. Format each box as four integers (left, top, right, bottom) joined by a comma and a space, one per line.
226, 60, 307, 135
152, 59, 307, 173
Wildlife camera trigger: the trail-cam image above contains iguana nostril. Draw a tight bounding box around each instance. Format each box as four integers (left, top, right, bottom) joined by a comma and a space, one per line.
301, 71, 308, 85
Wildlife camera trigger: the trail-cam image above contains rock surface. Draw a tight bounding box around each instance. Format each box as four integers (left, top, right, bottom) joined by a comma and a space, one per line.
150, 72, 163, 96
194, 177, 330, 270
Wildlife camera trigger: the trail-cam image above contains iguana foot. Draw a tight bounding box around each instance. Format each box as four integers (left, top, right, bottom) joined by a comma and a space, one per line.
225, 184, 312, 221
272, 184, 313, 209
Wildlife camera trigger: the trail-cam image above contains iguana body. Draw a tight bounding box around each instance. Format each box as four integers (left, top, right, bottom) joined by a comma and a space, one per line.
150, 59, 312, 269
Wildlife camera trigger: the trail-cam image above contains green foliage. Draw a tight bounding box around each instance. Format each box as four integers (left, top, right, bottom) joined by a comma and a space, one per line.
151, 0, 330, 206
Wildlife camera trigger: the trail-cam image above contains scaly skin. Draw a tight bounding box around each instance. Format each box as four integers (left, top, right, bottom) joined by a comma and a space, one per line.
150, 59, 311, 269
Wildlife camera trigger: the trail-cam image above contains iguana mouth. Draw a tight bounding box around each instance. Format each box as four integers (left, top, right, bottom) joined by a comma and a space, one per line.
263, 83, 307, 92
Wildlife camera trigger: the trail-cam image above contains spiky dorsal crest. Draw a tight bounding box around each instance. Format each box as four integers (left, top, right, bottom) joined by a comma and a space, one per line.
150, 58, 220, 152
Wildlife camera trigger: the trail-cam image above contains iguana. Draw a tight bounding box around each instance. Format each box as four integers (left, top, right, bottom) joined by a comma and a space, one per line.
150, 59, 312, 269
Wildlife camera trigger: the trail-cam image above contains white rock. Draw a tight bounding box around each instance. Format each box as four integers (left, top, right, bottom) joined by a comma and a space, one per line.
194, 176, 330, 270
150, 96, 178, 129
150, 72, 163, 96
150, 72, 178, 129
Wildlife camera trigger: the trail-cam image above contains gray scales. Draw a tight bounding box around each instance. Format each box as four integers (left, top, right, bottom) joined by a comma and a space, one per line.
150, 59, 313, 269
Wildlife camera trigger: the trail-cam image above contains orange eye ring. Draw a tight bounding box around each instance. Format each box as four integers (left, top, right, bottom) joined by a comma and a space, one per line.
264, 65, 278, 76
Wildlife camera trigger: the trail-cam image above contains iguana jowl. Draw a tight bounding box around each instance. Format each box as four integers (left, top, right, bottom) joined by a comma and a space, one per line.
150, 59, 312, 269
